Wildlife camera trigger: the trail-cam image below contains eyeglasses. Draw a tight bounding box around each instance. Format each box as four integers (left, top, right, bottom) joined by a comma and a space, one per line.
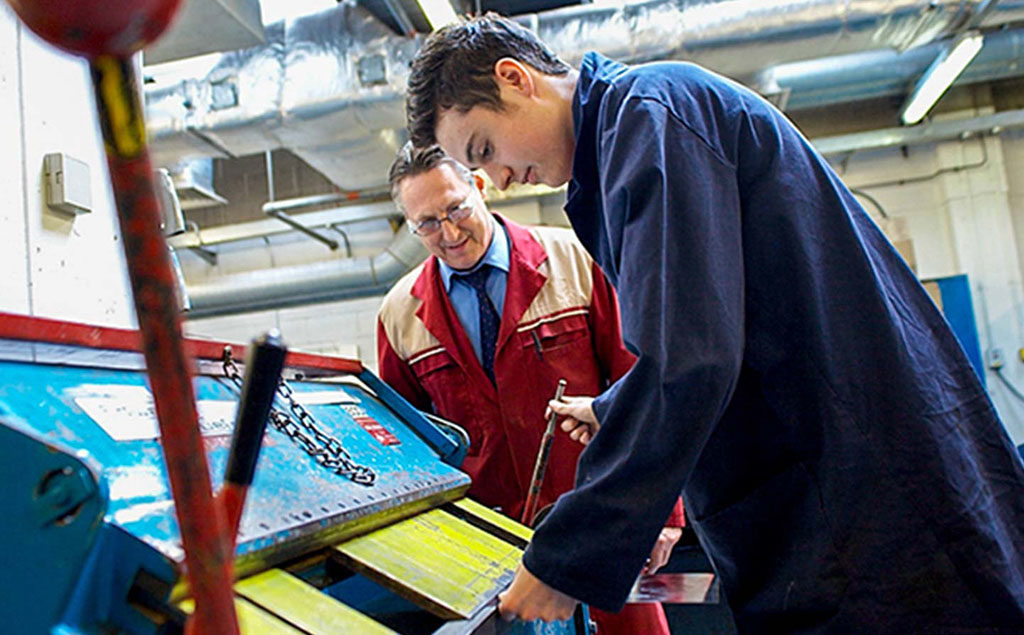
407, 196, 475, 236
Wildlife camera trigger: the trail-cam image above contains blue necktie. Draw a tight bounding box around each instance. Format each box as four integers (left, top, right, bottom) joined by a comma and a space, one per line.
459, 265, 499, 383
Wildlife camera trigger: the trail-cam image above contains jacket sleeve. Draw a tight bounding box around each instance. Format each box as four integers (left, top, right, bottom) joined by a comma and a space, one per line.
523, 96, 744, 611
375, 318, 434, 413
588, 259, 637, 385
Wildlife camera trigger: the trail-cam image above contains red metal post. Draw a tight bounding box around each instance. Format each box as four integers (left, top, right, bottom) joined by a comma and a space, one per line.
91, 55, 238, 634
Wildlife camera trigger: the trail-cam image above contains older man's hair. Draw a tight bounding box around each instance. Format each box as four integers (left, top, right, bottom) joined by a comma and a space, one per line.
406, 13, 569, 148
388, 143, 474, 211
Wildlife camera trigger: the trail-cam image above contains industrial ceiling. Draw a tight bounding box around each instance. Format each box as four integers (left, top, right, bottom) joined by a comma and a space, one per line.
141, 0, 1024, 316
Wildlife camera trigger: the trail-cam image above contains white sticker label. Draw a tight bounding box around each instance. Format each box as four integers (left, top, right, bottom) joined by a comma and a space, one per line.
292, 389, 358, 405
75, 385, 237, 441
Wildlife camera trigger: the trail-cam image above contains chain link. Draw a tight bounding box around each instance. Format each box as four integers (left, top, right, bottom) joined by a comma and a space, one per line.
222, 350, 376, 486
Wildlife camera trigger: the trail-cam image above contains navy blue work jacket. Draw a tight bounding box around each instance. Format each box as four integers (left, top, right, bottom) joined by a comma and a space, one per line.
523, 52, 1024, 631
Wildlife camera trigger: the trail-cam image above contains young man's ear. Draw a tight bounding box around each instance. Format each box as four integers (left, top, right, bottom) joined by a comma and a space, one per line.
493, 58, 535, 97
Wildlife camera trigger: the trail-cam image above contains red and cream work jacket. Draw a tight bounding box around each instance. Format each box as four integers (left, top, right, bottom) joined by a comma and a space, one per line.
377, 216, 683, 525
380, 216, 638, 518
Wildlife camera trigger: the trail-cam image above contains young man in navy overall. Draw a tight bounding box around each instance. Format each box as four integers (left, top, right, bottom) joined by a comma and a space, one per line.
404, 13, 1024, 632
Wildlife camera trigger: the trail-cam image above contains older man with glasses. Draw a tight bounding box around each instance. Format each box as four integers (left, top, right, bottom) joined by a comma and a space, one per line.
376, 142, 685, 634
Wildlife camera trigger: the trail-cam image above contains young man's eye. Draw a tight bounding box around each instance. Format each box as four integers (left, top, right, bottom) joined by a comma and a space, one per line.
482, 143, 492, 159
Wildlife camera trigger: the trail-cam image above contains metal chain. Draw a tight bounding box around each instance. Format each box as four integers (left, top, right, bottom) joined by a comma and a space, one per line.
222, 350, 376, 486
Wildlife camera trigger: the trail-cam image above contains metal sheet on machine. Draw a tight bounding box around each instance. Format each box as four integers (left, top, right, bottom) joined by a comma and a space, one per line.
236, 568, 395, 634
627, 572, 718, 604
332, 508, 522, 620
0, 359, 470, 568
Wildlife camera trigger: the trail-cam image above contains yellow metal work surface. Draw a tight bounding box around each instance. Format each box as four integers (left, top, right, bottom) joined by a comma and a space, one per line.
451, 497, 534, 543
178, 597, 304, 634
236, 568, 396, 635
333, 508, 522, 619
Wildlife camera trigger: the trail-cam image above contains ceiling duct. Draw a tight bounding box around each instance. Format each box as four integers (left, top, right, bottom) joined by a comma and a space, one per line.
168, 159, 228, 211
147, 4, 419, 191
531, 0, 981, 78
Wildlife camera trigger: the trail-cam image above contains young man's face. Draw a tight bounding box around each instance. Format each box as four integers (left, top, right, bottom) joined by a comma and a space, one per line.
399, 162, 494, 271
435, 75, 575, 191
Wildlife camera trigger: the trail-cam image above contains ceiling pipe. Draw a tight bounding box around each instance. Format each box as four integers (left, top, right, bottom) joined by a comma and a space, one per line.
185, 224, 427, 318
262, 189, 392, 214
762, 27, 1024, 111
813, 107, 1024, 156
977, 0, 1024, 27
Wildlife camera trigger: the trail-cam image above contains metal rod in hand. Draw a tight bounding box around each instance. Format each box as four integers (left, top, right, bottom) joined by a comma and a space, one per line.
522, 379, 567, 526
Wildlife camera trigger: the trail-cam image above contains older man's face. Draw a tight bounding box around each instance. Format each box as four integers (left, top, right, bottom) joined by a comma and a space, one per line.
400, 163, 493, 271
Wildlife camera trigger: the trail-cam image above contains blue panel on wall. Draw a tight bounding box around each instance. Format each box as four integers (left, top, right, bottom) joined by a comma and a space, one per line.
935, 274, 986, 386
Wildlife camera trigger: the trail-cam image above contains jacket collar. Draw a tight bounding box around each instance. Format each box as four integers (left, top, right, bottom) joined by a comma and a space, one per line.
565, 52, 627, 285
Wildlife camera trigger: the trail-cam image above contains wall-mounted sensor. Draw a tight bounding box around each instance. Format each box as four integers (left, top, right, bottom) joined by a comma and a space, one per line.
44, 152, 92, 215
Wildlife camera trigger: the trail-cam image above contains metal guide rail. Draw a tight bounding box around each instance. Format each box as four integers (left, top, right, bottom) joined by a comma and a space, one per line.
0, 312, 589, 634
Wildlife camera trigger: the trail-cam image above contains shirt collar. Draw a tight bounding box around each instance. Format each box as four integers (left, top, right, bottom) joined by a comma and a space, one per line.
439, 215, 510, 292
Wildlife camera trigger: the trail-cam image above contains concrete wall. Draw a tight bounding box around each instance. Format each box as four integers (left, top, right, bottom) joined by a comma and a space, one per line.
0, 4, 134, 328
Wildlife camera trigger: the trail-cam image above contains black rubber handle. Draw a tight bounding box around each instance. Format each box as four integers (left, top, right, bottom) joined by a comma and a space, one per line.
224, 330, 287, 486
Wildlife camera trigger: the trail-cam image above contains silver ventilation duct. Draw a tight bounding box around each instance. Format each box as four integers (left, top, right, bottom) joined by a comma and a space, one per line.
147, 4, 420, 191
532, 0, 978, 75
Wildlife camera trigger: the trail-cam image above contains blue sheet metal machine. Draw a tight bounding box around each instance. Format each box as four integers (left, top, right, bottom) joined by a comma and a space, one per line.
0, 312, 590, 634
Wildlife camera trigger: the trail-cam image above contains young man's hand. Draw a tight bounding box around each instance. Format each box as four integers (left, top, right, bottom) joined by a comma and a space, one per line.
498, 563, 579, 622
547, 396, 598, 445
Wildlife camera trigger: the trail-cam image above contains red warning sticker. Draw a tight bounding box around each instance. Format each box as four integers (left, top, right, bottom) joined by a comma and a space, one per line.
343, 404, 400, 446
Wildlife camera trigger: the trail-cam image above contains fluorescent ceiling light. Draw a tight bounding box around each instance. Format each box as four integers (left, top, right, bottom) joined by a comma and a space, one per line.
901, 31, 983, 126
416, 0, 459, 30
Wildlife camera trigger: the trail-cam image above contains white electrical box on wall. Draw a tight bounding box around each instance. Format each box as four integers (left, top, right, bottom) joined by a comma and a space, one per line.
44, 152, 92, 215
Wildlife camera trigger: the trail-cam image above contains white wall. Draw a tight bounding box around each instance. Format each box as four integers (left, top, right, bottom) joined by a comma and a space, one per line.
184, 295, 381, 370
0, 4, 134, 328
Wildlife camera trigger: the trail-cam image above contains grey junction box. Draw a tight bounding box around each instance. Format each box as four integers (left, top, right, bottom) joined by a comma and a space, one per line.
44, 152, 92, 215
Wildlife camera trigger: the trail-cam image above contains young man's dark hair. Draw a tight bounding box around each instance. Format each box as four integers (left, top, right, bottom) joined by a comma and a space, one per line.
406, 13, 569, 148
